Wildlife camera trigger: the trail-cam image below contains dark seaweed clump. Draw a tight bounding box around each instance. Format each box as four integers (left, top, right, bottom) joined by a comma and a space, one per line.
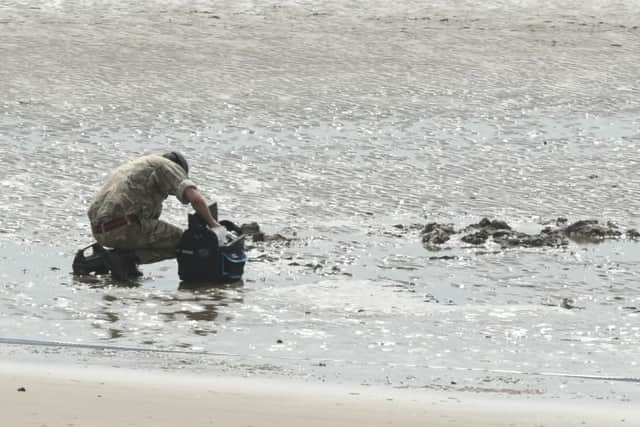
420, 218, 638, 250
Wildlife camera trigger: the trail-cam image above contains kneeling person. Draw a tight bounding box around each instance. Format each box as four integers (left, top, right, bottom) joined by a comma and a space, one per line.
88, 151, 226, 280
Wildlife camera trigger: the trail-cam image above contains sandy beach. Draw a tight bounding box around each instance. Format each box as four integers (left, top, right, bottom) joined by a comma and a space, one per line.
1, 361, 636, 427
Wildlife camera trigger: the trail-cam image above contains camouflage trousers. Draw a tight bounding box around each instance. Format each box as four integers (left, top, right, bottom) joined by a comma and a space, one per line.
93, 219, 183, 264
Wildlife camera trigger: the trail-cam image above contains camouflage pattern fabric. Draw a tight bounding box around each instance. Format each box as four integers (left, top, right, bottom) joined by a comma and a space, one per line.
94, 218, 184, 264
88, 154, 197, 264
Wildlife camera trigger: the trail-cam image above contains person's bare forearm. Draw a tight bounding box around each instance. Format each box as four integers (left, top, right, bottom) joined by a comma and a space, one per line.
189, 191, 219, 228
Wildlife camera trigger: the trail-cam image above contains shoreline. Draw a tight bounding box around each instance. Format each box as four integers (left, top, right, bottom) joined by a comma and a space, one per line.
1, 361, 636, 427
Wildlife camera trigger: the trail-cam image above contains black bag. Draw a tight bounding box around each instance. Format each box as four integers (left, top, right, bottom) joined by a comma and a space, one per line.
72, 243, 110, 276
176, 215, 247, 283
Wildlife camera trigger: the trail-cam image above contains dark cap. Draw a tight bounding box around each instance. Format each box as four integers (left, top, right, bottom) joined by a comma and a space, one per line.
162, 151, 189, 175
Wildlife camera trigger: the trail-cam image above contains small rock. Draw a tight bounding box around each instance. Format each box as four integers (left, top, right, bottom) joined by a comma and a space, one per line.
564, 220, 621, 242
461, 230, 489, 245
240, 222, 261, 236
560, 298, 584, 310
428, 255, 459, 260
252, 231, 265, 242
420, 222, 455, 249
477, 218, 511, 230
495, 230, 567, 248
626, 229, 640, 240
17, 387, 26, 392
264, 233, 291, 242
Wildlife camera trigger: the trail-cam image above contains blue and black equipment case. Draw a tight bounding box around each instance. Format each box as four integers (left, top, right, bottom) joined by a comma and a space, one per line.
176, 207, 247, 283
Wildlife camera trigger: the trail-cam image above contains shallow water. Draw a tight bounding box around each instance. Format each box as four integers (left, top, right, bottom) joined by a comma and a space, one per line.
1, 0, 639, 402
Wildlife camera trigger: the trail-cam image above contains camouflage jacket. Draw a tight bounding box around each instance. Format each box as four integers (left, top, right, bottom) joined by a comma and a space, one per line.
88, 154, 196, 225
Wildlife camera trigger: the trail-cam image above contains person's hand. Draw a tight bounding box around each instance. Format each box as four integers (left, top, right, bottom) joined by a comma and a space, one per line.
211, 225, 236, 245
225, 230, 238, 244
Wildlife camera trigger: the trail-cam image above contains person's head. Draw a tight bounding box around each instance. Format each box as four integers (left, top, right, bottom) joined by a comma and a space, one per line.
163, 151, 189, 175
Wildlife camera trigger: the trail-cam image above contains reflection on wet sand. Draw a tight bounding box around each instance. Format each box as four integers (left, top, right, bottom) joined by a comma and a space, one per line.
74, 275, 142, 288
86, 279, 245, 340
173, 280, 245, 323
178, 279, 244, 292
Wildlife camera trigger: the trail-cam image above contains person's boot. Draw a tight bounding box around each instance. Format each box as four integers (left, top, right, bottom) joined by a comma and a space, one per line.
105, 250, 131, 281
127, 256, 143, 278
105, 250, 142, 281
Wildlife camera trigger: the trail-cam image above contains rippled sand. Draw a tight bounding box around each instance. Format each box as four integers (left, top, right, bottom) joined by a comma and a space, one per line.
0, 0, 639, 403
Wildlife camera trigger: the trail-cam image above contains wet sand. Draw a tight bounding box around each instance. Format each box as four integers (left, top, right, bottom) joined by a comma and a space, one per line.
1, 362, 636, 427
1, 0, 640, 423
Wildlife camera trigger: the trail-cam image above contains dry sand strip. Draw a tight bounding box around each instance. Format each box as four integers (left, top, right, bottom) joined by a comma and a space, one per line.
0, 362, 636, 427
